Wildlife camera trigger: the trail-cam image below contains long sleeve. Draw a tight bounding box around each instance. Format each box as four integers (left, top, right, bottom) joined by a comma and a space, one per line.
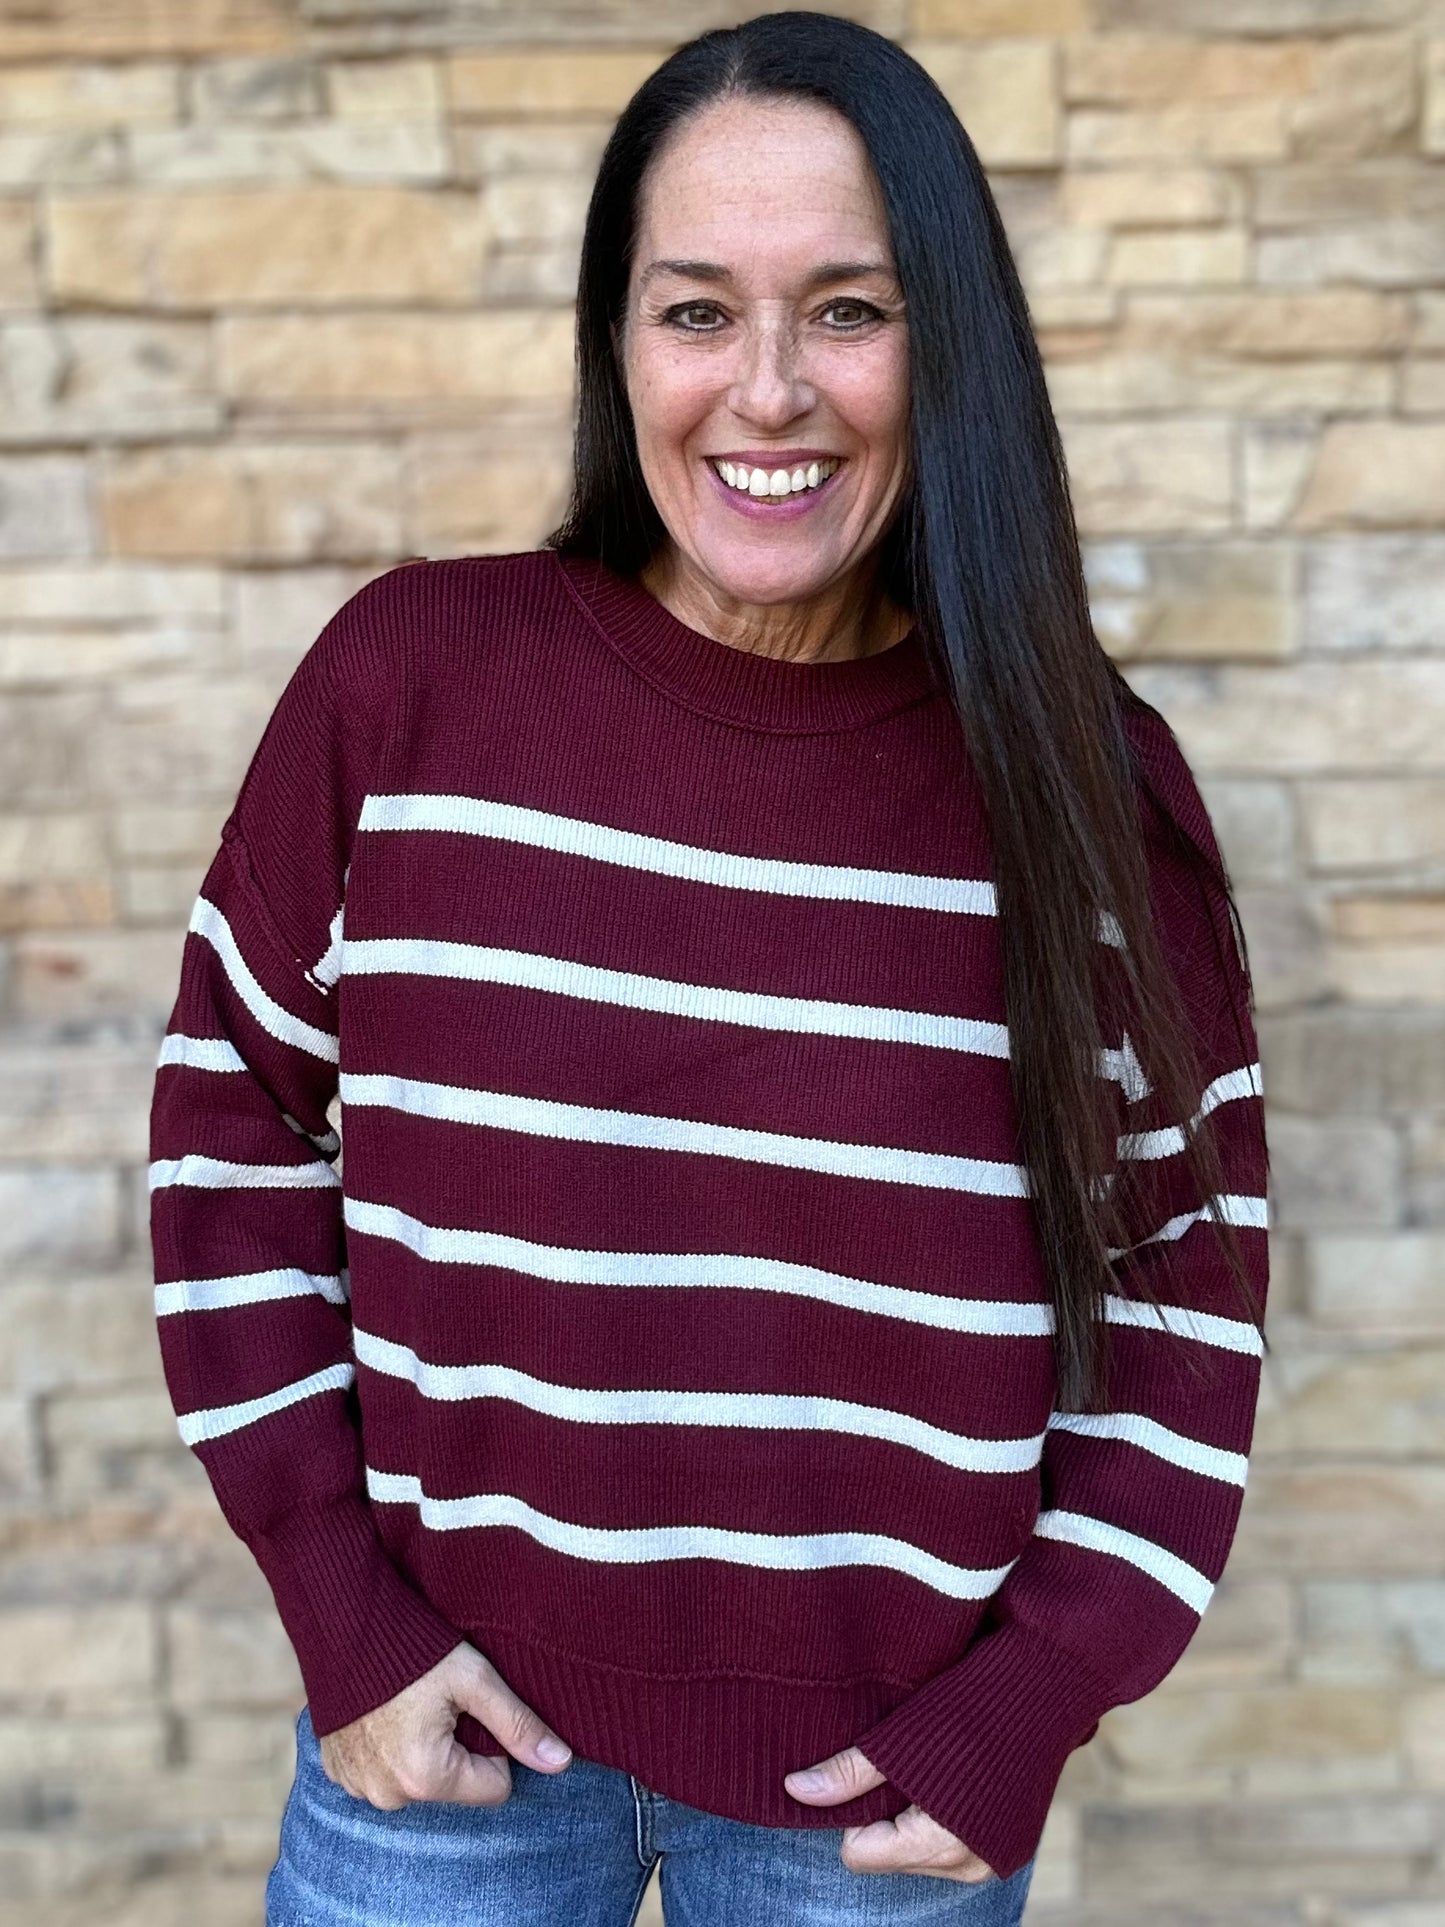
149, 568, 465, 1735
852, 714, 1271, 1879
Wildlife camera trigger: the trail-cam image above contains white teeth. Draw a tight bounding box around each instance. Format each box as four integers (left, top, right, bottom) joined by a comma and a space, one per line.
713, 457, 839, 498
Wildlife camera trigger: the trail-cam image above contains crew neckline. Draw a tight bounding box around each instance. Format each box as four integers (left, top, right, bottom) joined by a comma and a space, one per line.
551, 549, 943, 734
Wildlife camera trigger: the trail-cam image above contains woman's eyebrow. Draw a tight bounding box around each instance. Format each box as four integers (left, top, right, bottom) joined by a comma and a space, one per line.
639, 258, 897, 289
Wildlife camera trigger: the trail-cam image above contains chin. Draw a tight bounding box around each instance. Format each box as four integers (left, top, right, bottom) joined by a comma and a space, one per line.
692, 536, 844, 608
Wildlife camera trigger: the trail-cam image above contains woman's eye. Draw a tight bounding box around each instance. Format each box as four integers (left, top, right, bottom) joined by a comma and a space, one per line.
823, 300, 882, 329
666, 303, 724, 331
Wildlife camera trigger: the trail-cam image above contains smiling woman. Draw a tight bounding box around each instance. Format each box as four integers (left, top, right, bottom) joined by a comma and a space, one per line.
148, 13, 1270, 1927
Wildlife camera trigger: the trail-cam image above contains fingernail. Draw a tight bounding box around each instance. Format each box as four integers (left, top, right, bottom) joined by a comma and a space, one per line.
537, 1737, 571, 1765
789, 1769, 827, 1792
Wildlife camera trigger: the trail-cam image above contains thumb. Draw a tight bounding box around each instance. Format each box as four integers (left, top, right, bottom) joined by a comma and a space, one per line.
785, 1744, 887, 1805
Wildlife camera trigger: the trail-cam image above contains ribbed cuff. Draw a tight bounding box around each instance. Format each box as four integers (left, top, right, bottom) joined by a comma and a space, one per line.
851, 1624, 1110, 1880
249, 1496, 466, 1736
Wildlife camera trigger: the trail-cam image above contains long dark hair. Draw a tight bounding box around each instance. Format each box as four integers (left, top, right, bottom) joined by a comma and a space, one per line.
544, 10, 1269, 1412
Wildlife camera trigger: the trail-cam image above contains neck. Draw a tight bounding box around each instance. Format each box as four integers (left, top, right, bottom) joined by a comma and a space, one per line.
637, 544, 911, 666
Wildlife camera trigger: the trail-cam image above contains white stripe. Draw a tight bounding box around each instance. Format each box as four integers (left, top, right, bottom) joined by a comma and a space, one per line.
148, 1154, 340, 1193
1102, 1292, 1265, 1357
157, 1032, 247, 1073
1118, 1063, 1264, 1161
1045, 1409, 1248, 1485
338, 1072, 1030, 1196
342, 937, 1011, 1058
357, 793, 1125, 944
1034, 1507, 1214, 1614
363, 1467, 1021, 1602
358, 793, 998, 914
308, 896, 346, 993
188, 895, 339, 1063
352, 1326, 1044, 1474
176, 1362, 354, 1445
1109, 1192, 1271, 1262
155, 1266, 350, 1316
343, 1196, 1055, 1336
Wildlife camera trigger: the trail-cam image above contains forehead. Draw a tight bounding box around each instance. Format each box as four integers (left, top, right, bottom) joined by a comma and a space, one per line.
634, 95, 893, 271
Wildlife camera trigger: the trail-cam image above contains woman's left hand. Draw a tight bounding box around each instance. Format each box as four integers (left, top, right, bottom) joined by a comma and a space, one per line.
784, 1745, 997, 1883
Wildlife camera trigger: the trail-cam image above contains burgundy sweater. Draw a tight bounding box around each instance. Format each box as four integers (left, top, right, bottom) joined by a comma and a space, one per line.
149, 549, 1269, 1880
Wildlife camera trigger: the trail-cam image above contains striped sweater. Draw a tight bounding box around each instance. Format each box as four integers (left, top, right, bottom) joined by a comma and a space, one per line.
149, 548, 1270, 1880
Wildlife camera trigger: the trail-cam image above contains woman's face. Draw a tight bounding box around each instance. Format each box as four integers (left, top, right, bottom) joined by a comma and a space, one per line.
619, 94, 911, 613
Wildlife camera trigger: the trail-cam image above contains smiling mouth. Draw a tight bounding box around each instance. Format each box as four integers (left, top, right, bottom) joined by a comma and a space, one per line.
709, 457, 842, 501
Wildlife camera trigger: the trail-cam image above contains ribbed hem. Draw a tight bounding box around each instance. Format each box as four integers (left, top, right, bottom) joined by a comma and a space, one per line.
851, 1623, 1110, 1879
251, 1498, 466, 1736
448, 1624, 918, 1832
551, 550, 942, 734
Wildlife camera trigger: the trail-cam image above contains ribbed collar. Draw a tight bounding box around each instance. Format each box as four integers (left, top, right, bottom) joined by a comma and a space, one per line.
552, 550, 942, 734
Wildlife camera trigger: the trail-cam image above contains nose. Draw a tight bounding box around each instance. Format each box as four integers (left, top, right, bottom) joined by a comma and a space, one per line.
728, 316, 815, 427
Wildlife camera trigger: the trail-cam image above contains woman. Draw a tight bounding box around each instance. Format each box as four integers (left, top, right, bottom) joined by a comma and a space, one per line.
149, 12, 1270, 1925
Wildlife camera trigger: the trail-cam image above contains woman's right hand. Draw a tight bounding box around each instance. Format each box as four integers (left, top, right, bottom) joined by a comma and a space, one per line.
316, 1640, 574, 1809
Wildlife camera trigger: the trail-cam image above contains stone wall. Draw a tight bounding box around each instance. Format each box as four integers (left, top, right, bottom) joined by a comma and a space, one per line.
1, 3, 1442, 1922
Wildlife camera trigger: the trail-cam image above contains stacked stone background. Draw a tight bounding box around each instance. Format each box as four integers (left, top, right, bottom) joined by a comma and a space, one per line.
0, 0, 1443, 1921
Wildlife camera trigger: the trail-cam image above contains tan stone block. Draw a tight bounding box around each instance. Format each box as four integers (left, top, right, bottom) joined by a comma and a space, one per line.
1265, 1116, 1402, 1232
1256, 160, 1445, 230
1239, 1464, 1445, 1576
1089, 582, 1294, 662
1302, 781, 1445, 870
1107, 227, 1248, 286
1028, 287, 1119, 332
232, 563, 375, 672
188, 54, 321, 121
1067, 101, 1288, 165
47, 1388, 200, 1503
1280, 1347, 1445, 1457
1196, 776, 1297, 886
0, 454, 92, 559
99, 442, 403, 562
915, 0, 1091, 26
1310, 1235, 1445, 1334
113, 801, 226, 861
405, 431, 574, 556
0, 1039, 157, 1162
0, 877, 114, 934
1063, 34, 1316, 103
182, 1708, 299, 1773
1014, 224, 1110, 290
1330, 940, 1445, 1004
0, 1714, 169, 1778
1404, 1684, 1445, 1787
0, 1397, 40, 1497
1242, 420, 1318, 530
218, 313, 575, 419
1047, 349, 1387, 415
47, 186, 487, 308
1402, 359, 1445, 413
12, 927, 185, 1022
1062, 418, 1232, 532
326, 56, 442, 120
0, 561, 223, 625
1331, 896, 1445, 943
1105, 1685, 1398, 1777
0, 200, 37, 310
1122, 661, 1445, 773
124, 122, 449, 188
1170, 1576, 1295, 1685
1417, 293, 1445, 350
912, 40, 1060, 167
168, 1605, 302, 1709
0, 62, 178, 127
453, 123, 611, 184
91, 670, 278, 802
446, 48, 665, 117
1286, 33, 1417, 162
1427, 40, 1445, 156
1061, 166, 1240, 227
0, 1605, 156, 1706
1259, 222, 1445, 289
483, 172, 590, 248
0, 317, 220, 447
0, 0, 299, 61
0, 814, 105, 884
0, 1172, 124, 1272
1293, 422, 1445, 529
0, 127, 128, 192
1123, 288, 1410, 357
0, 623, 213, 684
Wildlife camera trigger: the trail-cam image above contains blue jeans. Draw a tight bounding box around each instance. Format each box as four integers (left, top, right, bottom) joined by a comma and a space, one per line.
266, 1705, 1037, 1926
